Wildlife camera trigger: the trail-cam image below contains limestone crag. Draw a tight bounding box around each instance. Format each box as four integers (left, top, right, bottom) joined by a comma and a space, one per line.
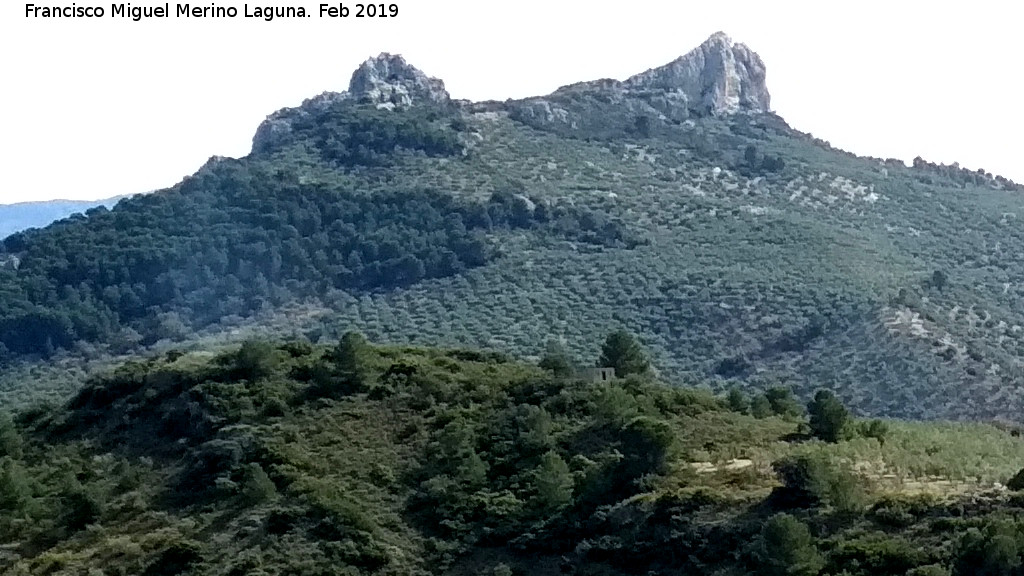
251, 91, 349, 154
348, 53, 450, 109
624, 31, 770, 115
251, 34, 769, 153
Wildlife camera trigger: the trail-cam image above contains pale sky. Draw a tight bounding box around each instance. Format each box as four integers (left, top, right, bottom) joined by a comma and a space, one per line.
1, 1, 1021, 204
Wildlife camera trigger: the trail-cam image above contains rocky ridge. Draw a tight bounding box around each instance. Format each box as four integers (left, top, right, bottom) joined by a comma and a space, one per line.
251, 33, 770, 153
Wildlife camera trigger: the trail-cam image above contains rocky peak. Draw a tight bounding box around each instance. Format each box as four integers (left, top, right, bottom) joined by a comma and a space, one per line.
252, 54, 448, 153
624, 31, 770, 115
348, 53, 450, 109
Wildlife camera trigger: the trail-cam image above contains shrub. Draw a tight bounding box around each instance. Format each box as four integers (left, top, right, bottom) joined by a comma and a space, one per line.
870, 494, 938, 528
752, 513, 824, 576
143, 540, 203, 576
771, 454, 865, 514
829, 532, 927, 575
858, 419, 889, 445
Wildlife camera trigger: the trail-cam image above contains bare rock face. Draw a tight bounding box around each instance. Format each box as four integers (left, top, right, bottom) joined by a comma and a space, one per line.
624, 32, 770, 115
251, 91, 349, 154
348, 53, 450, 109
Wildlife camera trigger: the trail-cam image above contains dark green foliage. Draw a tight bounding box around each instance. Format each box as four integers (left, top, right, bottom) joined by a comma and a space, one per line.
3, 337, 1024, 575
597, 330, 650, 377
0, 166, 634, 359
0, 457, 32, 513
858, 419, 889, 445
0, 413, 23, 459
752, 513, 824, 576
827, 532, 927, 576
531, 450, 573, 513
726, 387, 750, 414
143, 541, 203, 576
240, 462, 277, 505
314, 331, 371, 398
807, 389, 851, 443
954, 522, 1022, 576
1007, 468, 1024, 491
58, 485, 103, 532
751, 394, 774, 419
765, 387, 804, 419
869, 494, 938, 528
633, 115, 653, 138
772, 454, 864, 513
5, 71, 1024, 426
228, 339, 281, 381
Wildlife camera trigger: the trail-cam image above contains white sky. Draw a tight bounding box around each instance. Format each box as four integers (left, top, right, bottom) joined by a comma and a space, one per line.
1, 1, 1021, 204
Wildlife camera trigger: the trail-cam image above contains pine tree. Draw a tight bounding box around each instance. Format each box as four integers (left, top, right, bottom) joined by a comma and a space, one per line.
598, 330, 650, 377
807, 389, 851, 443
532, 451, 573, 513
326, 331, 370, 394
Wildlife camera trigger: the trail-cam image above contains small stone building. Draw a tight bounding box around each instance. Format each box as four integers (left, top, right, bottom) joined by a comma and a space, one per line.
582, 367, 616, 383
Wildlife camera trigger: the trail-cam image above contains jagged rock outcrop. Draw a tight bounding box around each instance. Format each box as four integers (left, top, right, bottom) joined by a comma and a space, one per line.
252, 35, 768, 153
251, 54, 448, 153
348, 53, 450, 109
251, 91, 349, 154
507, 32, 770, 134
625, 31, 770, 115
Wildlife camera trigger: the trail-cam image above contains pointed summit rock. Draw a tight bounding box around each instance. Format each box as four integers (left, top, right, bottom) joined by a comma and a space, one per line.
348, 53, 450, 109
625, 32, 770, 115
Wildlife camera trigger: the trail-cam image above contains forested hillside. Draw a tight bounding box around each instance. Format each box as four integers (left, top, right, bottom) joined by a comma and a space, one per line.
0, 105, 633, 359
3, 42, 1024, 424
1, 335, 1023, 575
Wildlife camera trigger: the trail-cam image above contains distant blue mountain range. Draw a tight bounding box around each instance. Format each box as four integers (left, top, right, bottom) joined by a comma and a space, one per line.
0, 197, 125, 239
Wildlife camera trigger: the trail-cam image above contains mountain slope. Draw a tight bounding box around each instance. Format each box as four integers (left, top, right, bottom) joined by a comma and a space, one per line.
1, 336, 1022, 575
2, 35, 1024, 421
0, 197, 123, 240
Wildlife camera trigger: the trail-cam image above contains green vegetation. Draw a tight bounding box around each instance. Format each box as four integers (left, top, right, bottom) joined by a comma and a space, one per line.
0, 334, 1023, 574
808, 389, 852, 443
0, 113, 634, 360
3, 76, 1024, 423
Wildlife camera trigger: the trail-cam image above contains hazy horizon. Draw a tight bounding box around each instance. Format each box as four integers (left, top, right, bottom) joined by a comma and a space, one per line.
2, 1, 1021, 205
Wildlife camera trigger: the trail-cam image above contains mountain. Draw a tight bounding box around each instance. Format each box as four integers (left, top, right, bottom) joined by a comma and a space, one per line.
2, 33, 1024, 423
0, 335, 1021, 575
0, 197, 124, 240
